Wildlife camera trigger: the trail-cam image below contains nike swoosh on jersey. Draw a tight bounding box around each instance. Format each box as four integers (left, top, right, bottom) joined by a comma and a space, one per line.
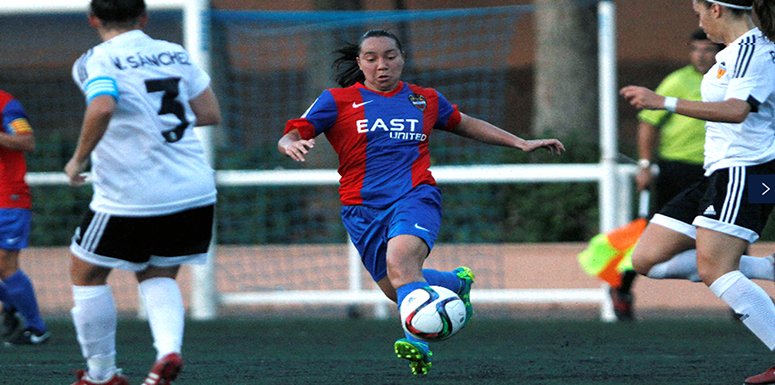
352, 100, 374, 109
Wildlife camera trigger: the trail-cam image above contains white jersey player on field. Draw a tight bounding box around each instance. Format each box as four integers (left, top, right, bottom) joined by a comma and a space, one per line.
701, 28, 775, 177
65, 1, 221, 385
621, 0, 775, 383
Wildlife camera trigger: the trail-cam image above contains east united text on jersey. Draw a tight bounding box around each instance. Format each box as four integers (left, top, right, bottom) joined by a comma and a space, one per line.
357, 118, 427, 141
110, 51, 191, 70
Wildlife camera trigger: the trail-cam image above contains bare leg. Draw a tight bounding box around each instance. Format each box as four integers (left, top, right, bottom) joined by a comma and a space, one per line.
631, 223, 695, 276
386, 234, 428, 289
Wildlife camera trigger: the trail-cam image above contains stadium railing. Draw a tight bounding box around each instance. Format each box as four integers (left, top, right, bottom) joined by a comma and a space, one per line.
28, 163, 638, 322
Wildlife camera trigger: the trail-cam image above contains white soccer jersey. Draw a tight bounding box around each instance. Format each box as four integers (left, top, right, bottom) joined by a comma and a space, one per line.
702, 28, 775, 175
72, 30, 216, 216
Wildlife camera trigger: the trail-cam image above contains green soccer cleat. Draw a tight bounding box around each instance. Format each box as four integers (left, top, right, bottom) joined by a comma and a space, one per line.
394, 338, 433, 375
454, 266, 475, 326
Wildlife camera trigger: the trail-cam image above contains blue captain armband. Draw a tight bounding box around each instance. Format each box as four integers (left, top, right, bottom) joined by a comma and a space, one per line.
85, 77, 119, 103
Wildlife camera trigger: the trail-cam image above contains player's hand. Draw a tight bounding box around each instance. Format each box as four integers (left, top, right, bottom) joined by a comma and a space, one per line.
636, 167, 654, 191
620, 86, 664, 110
282, 138, 316, 162
65, 158, 88, 186
522, 139, 565, 155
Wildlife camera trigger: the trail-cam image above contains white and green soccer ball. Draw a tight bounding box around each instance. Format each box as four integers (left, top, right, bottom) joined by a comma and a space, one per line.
400, 285, 466, 342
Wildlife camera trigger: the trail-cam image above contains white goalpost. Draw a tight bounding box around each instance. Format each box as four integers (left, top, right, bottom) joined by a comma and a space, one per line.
8, 0, 626, 322
214, 163, 633, 322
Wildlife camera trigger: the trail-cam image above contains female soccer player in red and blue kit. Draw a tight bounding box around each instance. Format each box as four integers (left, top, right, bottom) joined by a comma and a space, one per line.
279, 29, 564, 375
0, 90, 49, 346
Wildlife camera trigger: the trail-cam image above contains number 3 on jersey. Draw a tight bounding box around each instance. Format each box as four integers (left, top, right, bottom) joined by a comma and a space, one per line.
145, 77, 189, 143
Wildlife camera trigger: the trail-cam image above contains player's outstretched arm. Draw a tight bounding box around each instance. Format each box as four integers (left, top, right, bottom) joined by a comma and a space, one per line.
278, 129, 316, 162
190, 87, 221, 127
66, 95, 115, 186
452, 113, 565, 155
620, 85, 750, 123
0, 129, 34, 153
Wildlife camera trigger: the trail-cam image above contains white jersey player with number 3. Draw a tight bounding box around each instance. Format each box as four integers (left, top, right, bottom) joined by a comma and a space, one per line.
72, 29, 216, 216
66, 1, 221, 385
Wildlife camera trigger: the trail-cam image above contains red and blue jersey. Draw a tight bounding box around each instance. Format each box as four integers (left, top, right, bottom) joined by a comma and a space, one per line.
0, 91, 32, 209
285, 82, 461, 208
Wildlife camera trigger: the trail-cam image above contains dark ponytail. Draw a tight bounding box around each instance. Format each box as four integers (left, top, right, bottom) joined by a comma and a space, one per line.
333, 43, 364, 88
754, 0, 775, 41
332, 29, 404, 88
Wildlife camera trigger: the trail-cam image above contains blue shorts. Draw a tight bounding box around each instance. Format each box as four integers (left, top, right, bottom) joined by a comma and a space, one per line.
0, 208, 31, 250
341, 184, 442, 282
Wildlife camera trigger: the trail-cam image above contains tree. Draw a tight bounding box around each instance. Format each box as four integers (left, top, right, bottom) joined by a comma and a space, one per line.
299, 0, 363, 169
533, 0, 598, 140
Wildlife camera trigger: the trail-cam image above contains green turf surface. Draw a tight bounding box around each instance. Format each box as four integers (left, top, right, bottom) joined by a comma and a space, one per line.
2, 317, 773, 384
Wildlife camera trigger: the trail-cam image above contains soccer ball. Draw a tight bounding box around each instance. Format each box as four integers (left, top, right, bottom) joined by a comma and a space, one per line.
400, 285, 466, 342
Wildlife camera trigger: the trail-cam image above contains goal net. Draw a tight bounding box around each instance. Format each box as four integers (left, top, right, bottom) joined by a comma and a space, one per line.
2, 1, 626, 321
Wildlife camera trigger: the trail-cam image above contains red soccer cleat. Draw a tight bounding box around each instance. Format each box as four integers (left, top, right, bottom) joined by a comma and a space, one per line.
142, 352, 183, 385
746, 365, 775, 384
71, 369, 129, 385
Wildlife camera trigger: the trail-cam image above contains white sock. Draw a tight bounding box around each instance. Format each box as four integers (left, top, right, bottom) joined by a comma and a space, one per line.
710, 271, 775, 350
741, 255, 775, 281
646, 249, 702, 282
139, 277, 184, 360
71, 285, 117, 381
647, 249, 775, 282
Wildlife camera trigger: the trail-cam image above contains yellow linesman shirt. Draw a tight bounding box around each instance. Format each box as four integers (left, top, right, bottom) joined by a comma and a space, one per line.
637, 65, 706, 165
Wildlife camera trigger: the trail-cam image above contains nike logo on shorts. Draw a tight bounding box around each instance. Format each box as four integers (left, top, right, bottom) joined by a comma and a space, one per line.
414, 223, 430, 232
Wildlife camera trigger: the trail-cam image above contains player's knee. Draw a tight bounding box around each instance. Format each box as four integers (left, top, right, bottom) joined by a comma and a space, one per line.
0, 252, 20, 279
630, 249, 654, 276
695, 253, 725, 286
136, 265, 179, 282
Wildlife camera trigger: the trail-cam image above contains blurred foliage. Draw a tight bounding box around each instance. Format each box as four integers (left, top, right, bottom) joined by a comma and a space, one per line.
439, 131, 600, 244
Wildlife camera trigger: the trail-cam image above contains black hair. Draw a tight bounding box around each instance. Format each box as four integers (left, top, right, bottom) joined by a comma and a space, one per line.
690, 28, 725, 50
696, 0, 752, 18
754, 0, 775, 41
691, 28, 711, 41
696, 0, 775, 41
90, 0, 146, 23
333, 29, 404, 88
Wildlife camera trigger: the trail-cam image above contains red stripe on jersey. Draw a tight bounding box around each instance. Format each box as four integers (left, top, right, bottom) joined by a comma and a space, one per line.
444, 108, 462, 131
284, 118, 316, 139
0, 91, 12, 109
0, 91, 31, 209
408, 84, 439, 188
326, 86, 368, 205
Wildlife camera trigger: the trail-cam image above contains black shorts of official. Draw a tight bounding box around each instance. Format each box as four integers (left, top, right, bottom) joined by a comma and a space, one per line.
70, 204, 214, 271
653, 161, 775, 243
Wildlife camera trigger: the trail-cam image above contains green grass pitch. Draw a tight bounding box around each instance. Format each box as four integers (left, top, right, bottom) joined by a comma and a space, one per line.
2, 317, 772, 384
